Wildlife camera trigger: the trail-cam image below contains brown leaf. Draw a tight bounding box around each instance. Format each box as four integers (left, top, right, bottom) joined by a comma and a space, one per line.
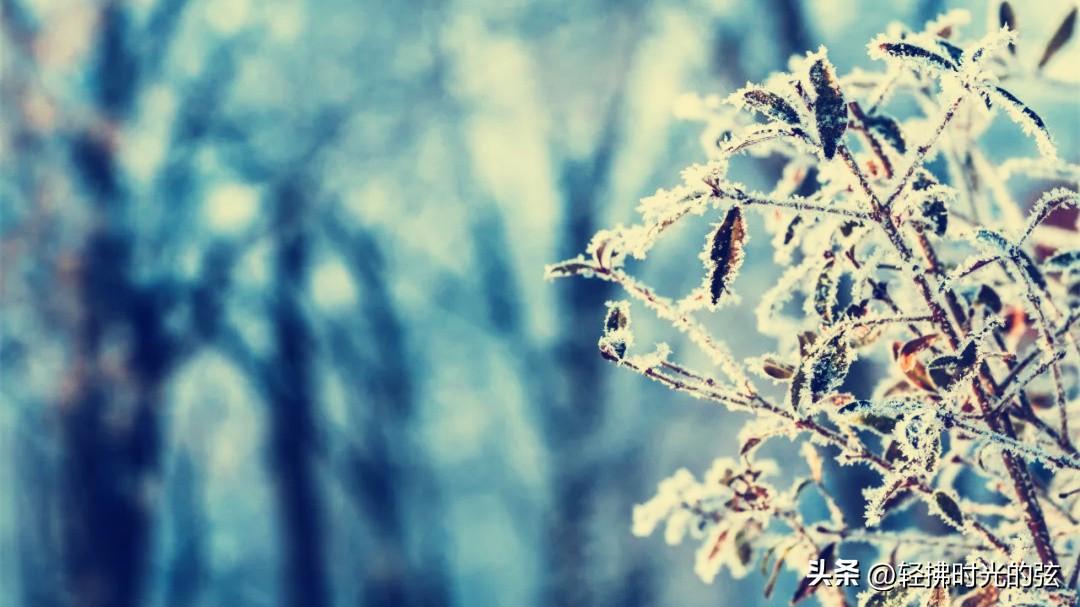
958, 585, 999, 607
705, 206, 747, 305
897, 334, 939, 391
899, 333, 939, 359
926, 586, 948, 607
762, 358, 796, 380
740, 437, 763, 457
1038, 7, 1076, 69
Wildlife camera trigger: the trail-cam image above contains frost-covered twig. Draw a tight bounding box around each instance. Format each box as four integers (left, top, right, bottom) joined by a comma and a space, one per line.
548, 5, 1078, 601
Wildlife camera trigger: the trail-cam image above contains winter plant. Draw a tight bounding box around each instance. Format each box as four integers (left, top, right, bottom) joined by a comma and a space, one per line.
547, 5, 1080, 606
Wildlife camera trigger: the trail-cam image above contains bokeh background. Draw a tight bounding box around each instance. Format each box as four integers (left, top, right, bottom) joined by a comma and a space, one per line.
1, 0, 1077, 606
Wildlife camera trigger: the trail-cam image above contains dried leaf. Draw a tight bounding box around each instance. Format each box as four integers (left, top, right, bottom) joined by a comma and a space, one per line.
783, 215, 804, 246
999, 2, 1016, 32
798, 331, 818, 358
899, 334, 939, 360
898, 334, 939, 392
809, 52, 847, 160
762, 358, 796, 380
1038, 7, 1076, 69
958, 585, 999, 607
1016, 248, 1047, 289
926, 586, 948, 607
600, 301, 632, 360
703, 206, 748, 305
740, 437, 763, 457
604, 303, 629, 332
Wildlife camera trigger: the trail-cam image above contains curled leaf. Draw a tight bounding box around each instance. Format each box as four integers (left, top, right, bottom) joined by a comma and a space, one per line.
898, 334, 939, 392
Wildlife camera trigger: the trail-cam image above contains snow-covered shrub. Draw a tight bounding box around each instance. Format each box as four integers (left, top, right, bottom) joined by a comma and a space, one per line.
547, 4, 1079, 606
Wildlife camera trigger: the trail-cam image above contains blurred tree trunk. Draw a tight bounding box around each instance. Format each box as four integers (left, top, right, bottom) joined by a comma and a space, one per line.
267, 179, 329, 607
545, 113, 620, 607
324, 220, 451, 607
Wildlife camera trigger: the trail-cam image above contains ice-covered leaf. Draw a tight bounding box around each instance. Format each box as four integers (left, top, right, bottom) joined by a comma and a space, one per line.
808, 50, 847, 160
812, 256, 839, 323
599, 301, 633, 360
926, 340, 976, 391
792, 330, 854, 408
862, 112, 907, 154
1044, 249, 1080, 271
984, 86, 1057, 160
1037, 6, 1076, 70
732, 87, 801, 126
974, 228, 1012, 253
930, 490, 964, 529
869, 36, 958, 72
701, 206, 748, 307
911, 194, 948, 236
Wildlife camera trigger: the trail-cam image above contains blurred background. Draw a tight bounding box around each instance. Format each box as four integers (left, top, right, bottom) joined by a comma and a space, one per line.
1, 0, 1076, 606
